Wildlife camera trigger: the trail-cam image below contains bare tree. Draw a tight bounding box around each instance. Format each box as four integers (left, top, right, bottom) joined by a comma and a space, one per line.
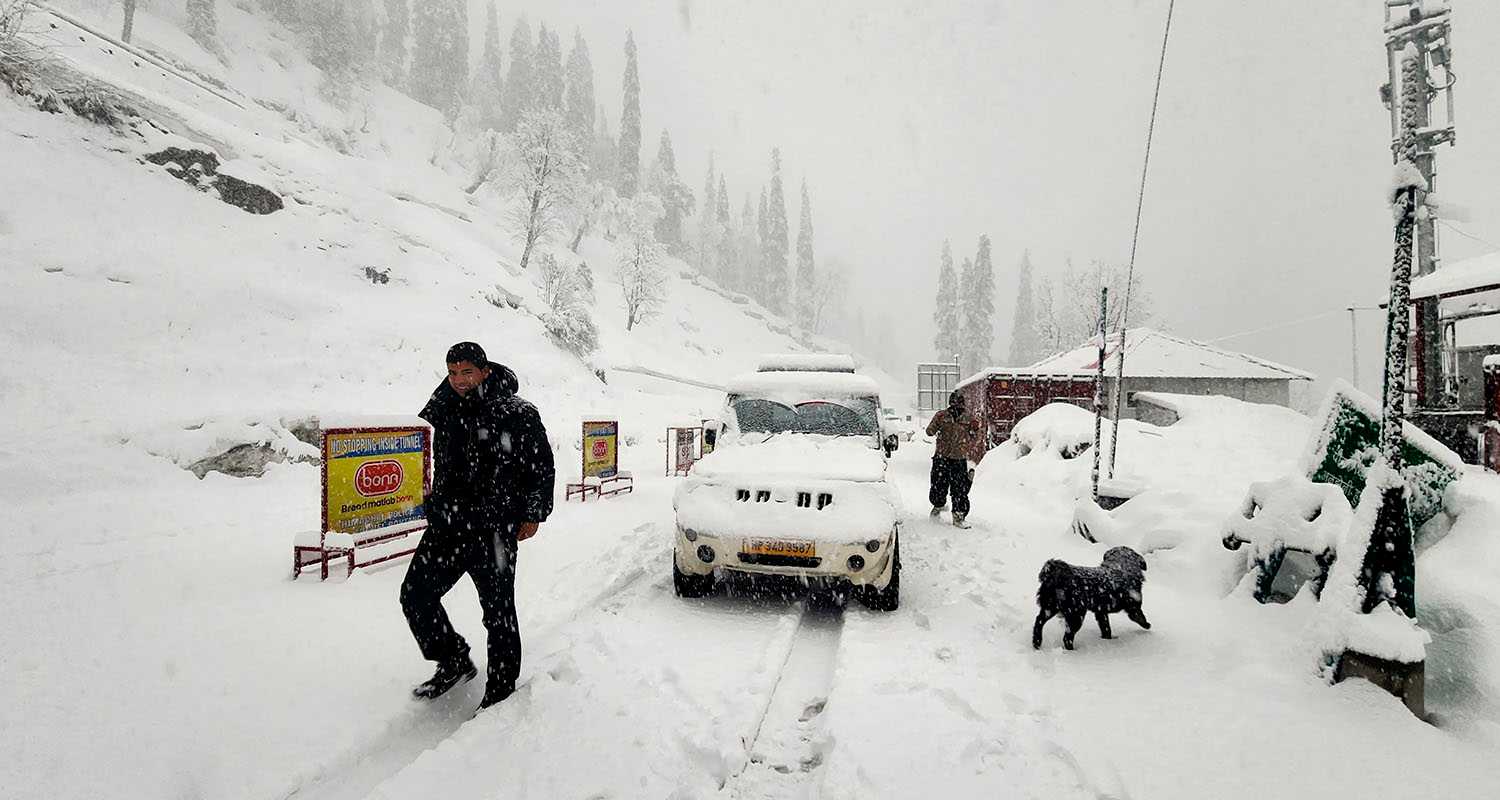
1035, 259, 1153, 352
510, 108, 584, 270
616, 195, 667, 331
535, 252, 598, 354
809, 260, 846, 335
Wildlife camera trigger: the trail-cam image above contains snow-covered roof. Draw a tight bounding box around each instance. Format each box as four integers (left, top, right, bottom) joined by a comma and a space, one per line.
756, 353, 857, 373
970, 328, 1314, 382
725, 370, 882, 399
1410, 251, 1500, 301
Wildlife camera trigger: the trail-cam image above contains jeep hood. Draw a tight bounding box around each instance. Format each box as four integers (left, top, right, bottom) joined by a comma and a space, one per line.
692, 435, 888, 483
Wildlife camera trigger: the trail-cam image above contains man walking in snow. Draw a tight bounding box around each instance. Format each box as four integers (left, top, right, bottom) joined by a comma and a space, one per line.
927, 390, 980, 528
401, 342, 555, 711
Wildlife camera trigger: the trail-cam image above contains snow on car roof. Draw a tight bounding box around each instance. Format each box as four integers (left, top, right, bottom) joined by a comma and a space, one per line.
755, 353, 857, 373
726, 369, 881, 399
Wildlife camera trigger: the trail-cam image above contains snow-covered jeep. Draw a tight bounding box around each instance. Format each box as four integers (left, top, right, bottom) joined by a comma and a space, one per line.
671, 355, 902, 610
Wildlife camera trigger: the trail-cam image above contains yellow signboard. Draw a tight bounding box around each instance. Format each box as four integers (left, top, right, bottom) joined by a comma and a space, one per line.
322, 427, 429, 534
582, 420, 619, 479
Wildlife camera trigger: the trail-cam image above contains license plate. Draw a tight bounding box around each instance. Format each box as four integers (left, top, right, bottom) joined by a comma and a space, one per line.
744, 538, 816, 558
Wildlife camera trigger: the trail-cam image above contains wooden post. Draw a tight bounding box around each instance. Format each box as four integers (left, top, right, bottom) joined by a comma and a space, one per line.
1090, 287, 1107, 502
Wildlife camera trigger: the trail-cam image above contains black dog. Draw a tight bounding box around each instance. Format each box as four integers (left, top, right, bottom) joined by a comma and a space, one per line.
1032, 546, 1150, 650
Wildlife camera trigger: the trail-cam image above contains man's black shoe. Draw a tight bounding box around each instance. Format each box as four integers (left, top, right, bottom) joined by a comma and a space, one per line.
477, 682, 514, 711
412, 657, 477, 700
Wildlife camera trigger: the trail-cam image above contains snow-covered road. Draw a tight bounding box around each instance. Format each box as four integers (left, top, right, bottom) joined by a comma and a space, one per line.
6, 417, 1498, 799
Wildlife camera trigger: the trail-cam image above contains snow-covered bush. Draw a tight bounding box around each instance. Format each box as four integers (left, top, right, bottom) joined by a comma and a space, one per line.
0, 0, 37, 88
535, 252, 597, 355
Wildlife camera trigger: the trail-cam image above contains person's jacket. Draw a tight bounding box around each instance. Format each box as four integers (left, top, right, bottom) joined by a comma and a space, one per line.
926, 407, 981, 461
420, 365, 555, 527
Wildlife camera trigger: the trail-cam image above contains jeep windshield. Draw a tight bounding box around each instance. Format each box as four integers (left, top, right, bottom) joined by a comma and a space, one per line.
728, 395, 881, 439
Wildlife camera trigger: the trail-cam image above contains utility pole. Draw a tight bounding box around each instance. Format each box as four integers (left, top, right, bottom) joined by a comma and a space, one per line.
1348, 306, 1360, 392
1090, 287, 1107, 502
1383, 1, 1456, 408
1333, 1, 1458, 719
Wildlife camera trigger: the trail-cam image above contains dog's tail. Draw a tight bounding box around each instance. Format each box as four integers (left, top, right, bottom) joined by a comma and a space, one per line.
1037, 559, 1069, 604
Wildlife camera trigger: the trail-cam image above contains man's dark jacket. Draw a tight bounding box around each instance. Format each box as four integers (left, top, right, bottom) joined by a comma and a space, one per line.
420, 365, 555, 527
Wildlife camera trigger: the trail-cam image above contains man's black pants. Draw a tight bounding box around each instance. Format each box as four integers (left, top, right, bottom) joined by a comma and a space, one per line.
400, 516, 520, 694
929, 457, 972, 516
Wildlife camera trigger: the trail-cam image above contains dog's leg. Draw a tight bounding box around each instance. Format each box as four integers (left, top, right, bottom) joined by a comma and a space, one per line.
1062, 612, 1084, 650
1126, 605, 1151, 630
1095, 611, 1112, 639
1033, 609, 1054, 649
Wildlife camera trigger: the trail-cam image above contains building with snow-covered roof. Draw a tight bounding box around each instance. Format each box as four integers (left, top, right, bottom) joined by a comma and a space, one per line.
956, 328, 1315, 447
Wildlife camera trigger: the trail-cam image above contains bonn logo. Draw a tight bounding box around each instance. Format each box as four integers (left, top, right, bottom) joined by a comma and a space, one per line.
355, 460, 404, 497
592, 440, 609, 459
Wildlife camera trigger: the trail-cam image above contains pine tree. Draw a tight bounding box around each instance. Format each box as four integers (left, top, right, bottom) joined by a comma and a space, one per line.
564, 30, 596, 156
500, 18, 535, 132
697, 152, 718, 275
380, 0, 409, 88
762, 148, 790, 314
535, 23, 564, 112
1008, 249, 1042, 366
648, 130, 694, 254
960, 235, 997, 373
618, 30, 642, 197
470, 1, 503, 129
715, 177, 736, 287
755, 189, 769, 303
409, 0, 468, 117
591, 105, 617, 189
186, 0, 217, 52
794, 178, 816, 329
735, 194, 756, 294
932, 241, 960, 361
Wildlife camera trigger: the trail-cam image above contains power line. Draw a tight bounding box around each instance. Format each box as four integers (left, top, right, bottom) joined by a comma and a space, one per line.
1437, 219, 1500, 253
1205, 307, 1350, 344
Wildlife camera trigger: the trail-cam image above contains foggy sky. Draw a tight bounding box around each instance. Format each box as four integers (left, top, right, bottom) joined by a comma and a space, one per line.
472, 0, 1500, 399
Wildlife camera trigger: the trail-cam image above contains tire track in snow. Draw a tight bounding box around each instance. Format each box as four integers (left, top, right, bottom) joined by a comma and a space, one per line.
276, 521, 664, 800
722, 603, 846, 799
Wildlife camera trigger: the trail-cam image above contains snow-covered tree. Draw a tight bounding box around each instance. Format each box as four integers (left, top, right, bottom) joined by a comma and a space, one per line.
379, 0, 409, 88
959, 235, 996, 372
409, 0, 467, 117
511, 108, 584, 270
617, 195, 668, 331
186, 0, 218, 53
569, 181, 619, 252
932, 240, 960, 361
761, 149, 790, 313
563, 30, 595, 156
469, 1, 503, 129
534, 23, 564, 112
535, 252, 597, 354
499, 18, 534, 132
732, 193, 757, 294
303, 0, 377, 103
1008, 249, 1044, 365
647, 130, 694, 255
793, 179, 816, 329
617, 30, 641, 197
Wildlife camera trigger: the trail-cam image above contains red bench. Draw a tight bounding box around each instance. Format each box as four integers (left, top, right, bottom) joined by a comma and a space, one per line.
293, 519, 426, 581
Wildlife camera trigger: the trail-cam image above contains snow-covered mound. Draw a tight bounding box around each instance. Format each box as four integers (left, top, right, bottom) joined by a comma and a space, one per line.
1009, 401, 1095, 458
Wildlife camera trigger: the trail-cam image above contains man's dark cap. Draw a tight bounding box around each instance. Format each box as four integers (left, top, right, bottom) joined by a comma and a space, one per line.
950, 390, 965, 405
446, 341, 488, 368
